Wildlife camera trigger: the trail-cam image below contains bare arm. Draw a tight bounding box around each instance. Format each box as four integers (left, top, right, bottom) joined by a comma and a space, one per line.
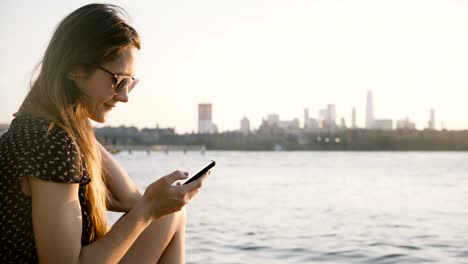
28, 170, 208, 264
97, 141, 141, 212
29, 176, 151, 264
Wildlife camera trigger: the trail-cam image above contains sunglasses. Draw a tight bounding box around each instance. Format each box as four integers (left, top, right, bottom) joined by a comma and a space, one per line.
96, 65, 139, 94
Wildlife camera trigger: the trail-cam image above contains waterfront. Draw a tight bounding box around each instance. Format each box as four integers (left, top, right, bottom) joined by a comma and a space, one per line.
109, 151, 468, 263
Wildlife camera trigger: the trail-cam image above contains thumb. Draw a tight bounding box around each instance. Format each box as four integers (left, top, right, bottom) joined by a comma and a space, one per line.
164, 170, 189, 185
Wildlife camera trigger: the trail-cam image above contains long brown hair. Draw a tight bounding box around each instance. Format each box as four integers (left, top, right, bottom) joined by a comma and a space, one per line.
18, 4, 140, 242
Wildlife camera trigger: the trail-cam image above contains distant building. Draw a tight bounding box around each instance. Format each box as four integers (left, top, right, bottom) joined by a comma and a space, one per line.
266, 114, 280, 126
352, 107, 357, 129
318, 109, 327, 128
428, 108, 436, 130
396, 118, 416, 130
198, 103, 218, 134
267, 114, 300, 130
318, 104, 337, 129
141, 126, 175, 136
304, 107, 319, 131
261, 114, 301, 134
304, 118, 319, 131
240, 116, 250, 135
366, 90, 374, 129
277, 118, 300, 130
326, 104, 336, 127
340, 117, 347, 129
373, 119, 393, 130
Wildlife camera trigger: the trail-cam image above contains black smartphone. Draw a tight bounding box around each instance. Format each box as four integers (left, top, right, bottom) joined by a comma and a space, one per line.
183, 160, 216, 185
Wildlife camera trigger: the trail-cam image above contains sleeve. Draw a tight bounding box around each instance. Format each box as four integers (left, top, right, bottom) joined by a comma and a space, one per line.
18, 124, 83, 184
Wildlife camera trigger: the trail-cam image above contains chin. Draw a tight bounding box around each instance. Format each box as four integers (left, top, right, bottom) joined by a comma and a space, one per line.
90, 112, 109, 123
91, 118, 106, 123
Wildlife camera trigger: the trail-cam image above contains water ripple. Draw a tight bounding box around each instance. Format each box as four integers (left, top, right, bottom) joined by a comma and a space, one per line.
239, 245, 270, 251
228, 242, 271, 252
365, 253, 407, 263
366, 242, 421, 251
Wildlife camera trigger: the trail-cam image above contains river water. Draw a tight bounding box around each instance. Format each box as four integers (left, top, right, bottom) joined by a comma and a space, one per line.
109, 151, 468, 263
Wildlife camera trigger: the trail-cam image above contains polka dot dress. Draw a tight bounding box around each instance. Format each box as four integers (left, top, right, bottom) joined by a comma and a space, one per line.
0, 114, 93, 263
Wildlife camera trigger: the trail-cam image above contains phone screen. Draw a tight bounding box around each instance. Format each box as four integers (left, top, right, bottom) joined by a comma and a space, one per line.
183, 160, 216, 185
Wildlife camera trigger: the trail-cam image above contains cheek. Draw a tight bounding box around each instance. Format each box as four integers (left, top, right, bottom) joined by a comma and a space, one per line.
82, 78, 113, 103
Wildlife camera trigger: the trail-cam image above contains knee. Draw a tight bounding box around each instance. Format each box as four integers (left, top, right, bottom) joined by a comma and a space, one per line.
164, 207, 186, 229
177, 207, 187, 227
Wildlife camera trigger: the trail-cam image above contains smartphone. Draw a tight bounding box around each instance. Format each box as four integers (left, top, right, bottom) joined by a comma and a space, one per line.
183, 160, 216, 185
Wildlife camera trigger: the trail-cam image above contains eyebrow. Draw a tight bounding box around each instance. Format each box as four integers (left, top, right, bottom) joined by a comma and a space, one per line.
115, 71, 134, 77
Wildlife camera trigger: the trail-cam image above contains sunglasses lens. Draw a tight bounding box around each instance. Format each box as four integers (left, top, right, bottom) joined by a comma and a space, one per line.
115, 78, 131, 93
128, 79, 139, 93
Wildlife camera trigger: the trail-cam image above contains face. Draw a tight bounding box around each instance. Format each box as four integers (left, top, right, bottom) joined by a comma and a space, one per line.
71, 46, 139, 123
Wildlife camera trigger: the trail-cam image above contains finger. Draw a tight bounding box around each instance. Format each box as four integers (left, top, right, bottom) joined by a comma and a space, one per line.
171, 172, 189, 186
163, 170, 188, 185
179, 173, 208, 192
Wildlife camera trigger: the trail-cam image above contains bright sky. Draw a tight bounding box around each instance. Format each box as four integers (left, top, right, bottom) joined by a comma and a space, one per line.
1, 0, 468, 133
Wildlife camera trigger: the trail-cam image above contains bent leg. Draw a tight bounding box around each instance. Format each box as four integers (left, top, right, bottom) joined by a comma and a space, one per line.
118, 208, 186, 264
157, 219, 186, 264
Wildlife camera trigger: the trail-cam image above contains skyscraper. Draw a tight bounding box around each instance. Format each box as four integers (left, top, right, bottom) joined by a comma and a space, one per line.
240, 116, 250, 134
304, 108, 309, 129
366, 90, 374, 129
317, 104, 337, 129
318, 109, 327, 128
198, 103, 217, 134
352, 107, 357, 129
340, 117, 346, 129
428, 108, 436, 130
327, 104, 336, 126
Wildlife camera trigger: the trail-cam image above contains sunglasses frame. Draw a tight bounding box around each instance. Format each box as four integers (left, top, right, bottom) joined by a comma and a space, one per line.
96, 65, 139, 94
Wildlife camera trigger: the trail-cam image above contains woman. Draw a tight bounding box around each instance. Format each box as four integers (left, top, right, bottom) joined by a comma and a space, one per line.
0, 4, 208, 263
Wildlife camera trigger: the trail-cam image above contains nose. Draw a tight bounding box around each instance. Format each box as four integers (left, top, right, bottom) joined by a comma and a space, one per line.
114, 88, 129, 103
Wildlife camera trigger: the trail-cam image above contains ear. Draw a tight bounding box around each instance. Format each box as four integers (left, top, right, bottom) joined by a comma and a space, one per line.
67, 72, 78, 80
67, 66, 87, 81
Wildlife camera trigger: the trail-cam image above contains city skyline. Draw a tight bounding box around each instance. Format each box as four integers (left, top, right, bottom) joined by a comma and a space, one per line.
1, 0, 468, 133
240, 89, 438, 133
0, 90, 443, 133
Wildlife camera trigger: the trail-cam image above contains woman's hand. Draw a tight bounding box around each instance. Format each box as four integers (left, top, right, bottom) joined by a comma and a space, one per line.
139, 170, 209, 221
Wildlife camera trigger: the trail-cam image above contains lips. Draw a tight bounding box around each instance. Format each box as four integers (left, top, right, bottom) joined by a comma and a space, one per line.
104, 103, 116, 108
